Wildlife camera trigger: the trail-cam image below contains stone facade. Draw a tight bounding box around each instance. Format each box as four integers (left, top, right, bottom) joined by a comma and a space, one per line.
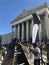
11, 3, 49, 42
1, 32, 15, 44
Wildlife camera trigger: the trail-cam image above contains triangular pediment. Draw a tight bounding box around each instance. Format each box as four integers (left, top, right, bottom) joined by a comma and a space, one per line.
12, 3, 48, 23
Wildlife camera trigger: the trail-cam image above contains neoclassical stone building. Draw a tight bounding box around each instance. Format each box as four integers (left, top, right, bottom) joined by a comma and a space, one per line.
11, 3, 49, 42
1, 32, 15, 44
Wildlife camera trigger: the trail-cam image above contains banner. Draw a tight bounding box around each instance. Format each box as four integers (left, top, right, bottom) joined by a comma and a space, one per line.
32, 24, 39, 43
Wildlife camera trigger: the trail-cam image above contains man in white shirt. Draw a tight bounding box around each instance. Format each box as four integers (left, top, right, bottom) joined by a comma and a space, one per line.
31, 43, 41, 65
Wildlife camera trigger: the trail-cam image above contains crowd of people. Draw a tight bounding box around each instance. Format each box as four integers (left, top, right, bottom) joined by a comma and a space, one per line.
0, 45, 7, 60
0, 40, 47, 65
22, 41, 46, 65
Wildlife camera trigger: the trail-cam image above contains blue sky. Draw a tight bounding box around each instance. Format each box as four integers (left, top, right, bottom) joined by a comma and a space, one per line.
0, 0, 49, 35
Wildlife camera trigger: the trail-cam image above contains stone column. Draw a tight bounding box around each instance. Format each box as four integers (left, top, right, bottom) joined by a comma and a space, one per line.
40, 14, 47, 40
12, 26, 14, 40
21, 22, 24, 42
18, 24, 20, 39
39, 24, 42, 43
31, 19, 34, 36
26, 20, 29, 42
31, 19, 34, 43
45, 12, 49, 39
14, 26, 17, 38
12, 26, 16, 39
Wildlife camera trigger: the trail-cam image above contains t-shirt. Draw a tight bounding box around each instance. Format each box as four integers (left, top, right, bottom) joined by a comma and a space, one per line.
32, 47, 41, 59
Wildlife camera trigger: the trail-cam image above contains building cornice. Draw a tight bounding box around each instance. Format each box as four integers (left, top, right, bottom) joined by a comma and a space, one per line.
11, 3, 49, 24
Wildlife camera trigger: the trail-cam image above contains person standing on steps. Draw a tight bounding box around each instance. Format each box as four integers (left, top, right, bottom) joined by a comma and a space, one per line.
30, 43, 41, 65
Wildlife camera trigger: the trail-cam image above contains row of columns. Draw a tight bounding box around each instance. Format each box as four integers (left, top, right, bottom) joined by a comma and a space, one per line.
12, 14, 46, 43
14, 19, 34, 42
12, 13, 48, 42
12, 19, 42, 42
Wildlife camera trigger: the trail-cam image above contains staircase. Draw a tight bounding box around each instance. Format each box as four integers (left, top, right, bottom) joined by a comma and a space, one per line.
13, 43, 29, 65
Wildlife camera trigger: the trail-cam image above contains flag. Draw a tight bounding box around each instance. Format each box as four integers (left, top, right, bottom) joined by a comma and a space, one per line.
32, 24, 39, 43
